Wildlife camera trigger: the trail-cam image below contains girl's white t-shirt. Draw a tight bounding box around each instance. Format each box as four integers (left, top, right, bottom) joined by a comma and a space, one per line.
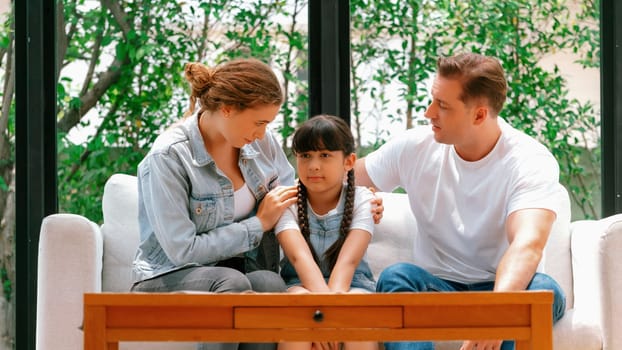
365, 118, 567, 284
275, 185, 375, 237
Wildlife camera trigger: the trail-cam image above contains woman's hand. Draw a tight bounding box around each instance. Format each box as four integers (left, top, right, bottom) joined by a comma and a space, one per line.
369, 188, 384, 224
256, 185, 298, 231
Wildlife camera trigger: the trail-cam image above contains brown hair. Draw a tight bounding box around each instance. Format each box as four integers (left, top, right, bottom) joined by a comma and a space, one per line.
292, 115, 356, 271
183, 58, 283, 117
436, 53, 507, 116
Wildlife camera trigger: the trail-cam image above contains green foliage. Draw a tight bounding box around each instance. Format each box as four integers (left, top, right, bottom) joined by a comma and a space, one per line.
54, 0, 600, 221
57, 0, 194, 222
56, 0, 309, 223
349, 0, 601, 218
446, 0, 600, 218
0, 267, 10, 301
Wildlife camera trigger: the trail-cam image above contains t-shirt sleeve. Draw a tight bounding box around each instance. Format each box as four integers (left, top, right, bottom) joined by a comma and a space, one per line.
364, 133, 411, 192
274, 203, 299, 235
507, 152, 566, 218
349, 187, 375, 235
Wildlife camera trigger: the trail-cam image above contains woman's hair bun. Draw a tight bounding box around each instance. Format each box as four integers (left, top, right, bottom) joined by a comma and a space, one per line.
184, 62, 213, 95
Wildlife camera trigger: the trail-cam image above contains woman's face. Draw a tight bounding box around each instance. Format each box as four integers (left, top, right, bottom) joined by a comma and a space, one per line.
222, 104, 280, 148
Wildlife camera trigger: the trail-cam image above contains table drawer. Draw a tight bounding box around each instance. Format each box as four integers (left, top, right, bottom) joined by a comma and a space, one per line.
234, 306, 403, 328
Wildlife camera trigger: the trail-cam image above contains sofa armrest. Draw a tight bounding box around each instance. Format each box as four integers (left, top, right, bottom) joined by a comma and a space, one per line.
570, 213, 622, 350
37, 213, 103, 350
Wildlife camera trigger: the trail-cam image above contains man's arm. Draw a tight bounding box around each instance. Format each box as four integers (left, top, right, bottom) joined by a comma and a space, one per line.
354, 157, 377, 188
461, 208, 557, 350
495, 208, 556, 291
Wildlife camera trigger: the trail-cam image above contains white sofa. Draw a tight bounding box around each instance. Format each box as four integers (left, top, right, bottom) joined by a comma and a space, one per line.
36, 173, 622, 350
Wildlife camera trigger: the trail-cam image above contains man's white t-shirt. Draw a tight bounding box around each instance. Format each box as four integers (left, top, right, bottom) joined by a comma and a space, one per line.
365, 118, 567, 284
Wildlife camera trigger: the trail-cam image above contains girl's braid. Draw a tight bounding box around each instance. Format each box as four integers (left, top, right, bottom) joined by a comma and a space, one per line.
324, 169, 355, 271
297, 180, 321, 265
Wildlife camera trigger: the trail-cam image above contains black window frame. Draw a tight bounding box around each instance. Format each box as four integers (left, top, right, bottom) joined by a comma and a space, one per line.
14, 0, 622, 348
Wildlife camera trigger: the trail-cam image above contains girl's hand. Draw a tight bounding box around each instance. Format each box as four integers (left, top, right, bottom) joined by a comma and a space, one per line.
256, 185, 298, 231
460, 339, 503, 350
311, 341, 340, 350
369, 187, 384, 224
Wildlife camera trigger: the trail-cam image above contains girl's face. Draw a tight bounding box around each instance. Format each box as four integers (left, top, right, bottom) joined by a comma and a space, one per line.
296, 149, 356, 195
221, 104, 280, 148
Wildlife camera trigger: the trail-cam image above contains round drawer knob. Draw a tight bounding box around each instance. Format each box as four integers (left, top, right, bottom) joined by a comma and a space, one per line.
313, 309, 324, 322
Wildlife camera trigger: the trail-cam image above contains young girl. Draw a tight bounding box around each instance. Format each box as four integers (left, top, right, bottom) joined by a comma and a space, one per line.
275, 115, 378, 350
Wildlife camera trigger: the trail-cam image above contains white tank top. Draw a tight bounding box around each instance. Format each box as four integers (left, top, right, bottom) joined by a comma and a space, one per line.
234, 183, 255, 221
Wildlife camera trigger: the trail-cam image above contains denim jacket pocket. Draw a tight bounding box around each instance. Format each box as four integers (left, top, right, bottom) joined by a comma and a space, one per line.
189, 197, 218, 230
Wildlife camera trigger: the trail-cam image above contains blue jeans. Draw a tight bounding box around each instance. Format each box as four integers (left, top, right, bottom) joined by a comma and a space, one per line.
377, 263, 566, 350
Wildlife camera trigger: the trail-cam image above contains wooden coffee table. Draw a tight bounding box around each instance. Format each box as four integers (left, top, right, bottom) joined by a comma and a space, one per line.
83, 291, 553, 350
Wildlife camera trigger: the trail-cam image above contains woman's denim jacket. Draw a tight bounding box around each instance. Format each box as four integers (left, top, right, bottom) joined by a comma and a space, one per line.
133, 114, 295, 282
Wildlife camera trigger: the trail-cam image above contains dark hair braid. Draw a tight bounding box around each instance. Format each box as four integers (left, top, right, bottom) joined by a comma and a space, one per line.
323, 169, 356, 271
297, 180, 321, 265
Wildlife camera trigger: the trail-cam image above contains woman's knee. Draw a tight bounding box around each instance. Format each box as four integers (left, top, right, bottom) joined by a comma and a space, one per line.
246, 270, 287, 292
194, 267, 252, 292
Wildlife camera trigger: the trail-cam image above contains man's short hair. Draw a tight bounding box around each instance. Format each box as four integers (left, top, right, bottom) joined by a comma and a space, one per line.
437, 53, 508, 116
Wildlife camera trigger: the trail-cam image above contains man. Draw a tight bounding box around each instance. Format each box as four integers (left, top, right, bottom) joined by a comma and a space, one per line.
354, 53, 566, 350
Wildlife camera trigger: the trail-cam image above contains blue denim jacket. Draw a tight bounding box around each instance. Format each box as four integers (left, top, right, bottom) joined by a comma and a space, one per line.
133, 114, 295, 282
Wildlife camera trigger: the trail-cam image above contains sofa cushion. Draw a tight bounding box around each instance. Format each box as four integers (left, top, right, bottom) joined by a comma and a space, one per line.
368, 192, 417, 279
553, 308, 602, 349
101, 173, 140, 292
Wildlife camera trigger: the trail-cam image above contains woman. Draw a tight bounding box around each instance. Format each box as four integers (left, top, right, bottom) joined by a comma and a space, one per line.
131, 58, 298, 350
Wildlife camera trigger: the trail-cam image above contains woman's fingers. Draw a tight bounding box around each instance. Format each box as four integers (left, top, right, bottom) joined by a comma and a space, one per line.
256, 186, 298, 231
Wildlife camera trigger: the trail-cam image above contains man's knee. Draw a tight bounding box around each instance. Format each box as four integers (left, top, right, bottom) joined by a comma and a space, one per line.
527, 272, 566, 322
377, 263, 430, 292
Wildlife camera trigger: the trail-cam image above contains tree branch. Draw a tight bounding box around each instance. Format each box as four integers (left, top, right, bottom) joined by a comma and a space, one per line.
62, 92, 124, 183
225, 1, 280, 53
56, 0, 68, 81
57, 55, 128, 133
58, 1, 135, 134
100, 0, 132, 39
79, 20, 105, 97
197, 0, 215, 60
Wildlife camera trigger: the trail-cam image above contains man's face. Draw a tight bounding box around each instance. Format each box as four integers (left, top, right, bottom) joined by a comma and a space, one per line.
424, 75, 477, 146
